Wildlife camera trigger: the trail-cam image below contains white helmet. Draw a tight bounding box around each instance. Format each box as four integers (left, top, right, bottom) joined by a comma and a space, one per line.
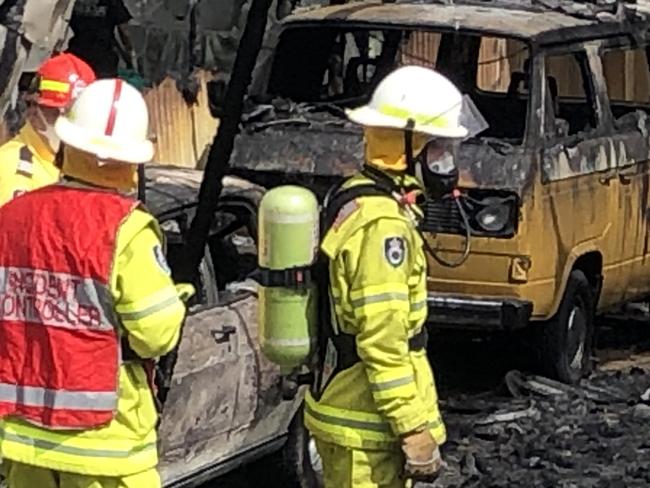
346, 65, 469, 139
55, 78, 154, 164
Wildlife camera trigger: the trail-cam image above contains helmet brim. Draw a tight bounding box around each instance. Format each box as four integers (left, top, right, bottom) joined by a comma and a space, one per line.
37, 96, 68, 109
346, 106, 468, 139
55, 116, 154, 164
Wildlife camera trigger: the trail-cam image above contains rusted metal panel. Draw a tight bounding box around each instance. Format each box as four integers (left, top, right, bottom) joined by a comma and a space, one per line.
286, 2, 593, 40
144, 71, 219, 168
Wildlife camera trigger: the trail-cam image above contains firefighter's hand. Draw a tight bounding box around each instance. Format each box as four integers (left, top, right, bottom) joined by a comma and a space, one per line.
175, 283, 196, 303
401, 428, 444, 482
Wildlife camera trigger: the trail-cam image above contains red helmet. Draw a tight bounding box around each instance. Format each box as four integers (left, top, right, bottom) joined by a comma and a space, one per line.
35, 53, 96, 109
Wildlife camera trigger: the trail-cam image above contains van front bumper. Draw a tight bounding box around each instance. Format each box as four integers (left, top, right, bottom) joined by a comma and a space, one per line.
427, 294, 533, 330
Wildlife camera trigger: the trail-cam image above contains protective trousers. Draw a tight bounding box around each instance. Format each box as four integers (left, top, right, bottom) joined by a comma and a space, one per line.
2, 461, 161, 488
316, 439, 412, 488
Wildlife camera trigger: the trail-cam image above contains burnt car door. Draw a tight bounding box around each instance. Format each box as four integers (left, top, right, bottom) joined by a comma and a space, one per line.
152, 193, 300, 487
539, 43, 630, 308
153, 217, 259, 485
598, 37, 650, 300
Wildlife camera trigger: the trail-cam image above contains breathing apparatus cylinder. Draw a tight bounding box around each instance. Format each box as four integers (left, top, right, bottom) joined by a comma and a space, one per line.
258, 185, 319, 375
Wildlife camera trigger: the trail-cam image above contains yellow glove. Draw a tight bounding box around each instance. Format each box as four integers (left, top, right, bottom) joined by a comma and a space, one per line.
401, 427, 444, 482
175, 283, 196, 303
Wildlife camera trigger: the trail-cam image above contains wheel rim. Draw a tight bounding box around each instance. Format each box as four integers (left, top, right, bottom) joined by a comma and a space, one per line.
566, 305, 587, 371
308, 436, 323, 478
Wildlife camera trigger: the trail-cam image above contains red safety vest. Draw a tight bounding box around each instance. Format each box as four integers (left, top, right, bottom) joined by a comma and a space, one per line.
0, 184, 138, 429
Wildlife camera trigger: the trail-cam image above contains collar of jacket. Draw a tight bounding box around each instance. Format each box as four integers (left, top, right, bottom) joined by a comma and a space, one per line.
19, 121, 56, 164
60, 176, 137, 198
362, 164, 424, 196
321, 168, 424, 259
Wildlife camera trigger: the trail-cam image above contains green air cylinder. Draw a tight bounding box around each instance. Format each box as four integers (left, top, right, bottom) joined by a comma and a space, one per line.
258, 185, 319, 374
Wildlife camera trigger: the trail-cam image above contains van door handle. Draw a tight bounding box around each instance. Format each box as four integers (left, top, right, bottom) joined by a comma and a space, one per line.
619, 173, 632, 185
598, 172, 617, 185
212, 325, 237, 344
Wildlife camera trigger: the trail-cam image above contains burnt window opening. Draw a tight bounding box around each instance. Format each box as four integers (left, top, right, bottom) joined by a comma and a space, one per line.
601, 43, 650, 124
544, 50, 599, 140
266, 26, 530, 143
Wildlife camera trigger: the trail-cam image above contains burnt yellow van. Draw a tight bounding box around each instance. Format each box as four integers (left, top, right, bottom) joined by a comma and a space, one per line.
226, 0, 650, 384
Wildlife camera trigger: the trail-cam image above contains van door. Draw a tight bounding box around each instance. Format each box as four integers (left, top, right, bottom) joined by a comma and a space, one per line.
540, 44, 628, 309
599, 40, 650, 301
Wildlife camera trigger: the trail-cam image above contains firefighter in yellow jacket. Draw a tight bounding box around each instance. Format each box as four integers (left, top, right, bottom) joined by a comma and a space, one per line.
0, 78, 194, 488
304, 66, 476, 487
0, 53, 96, 205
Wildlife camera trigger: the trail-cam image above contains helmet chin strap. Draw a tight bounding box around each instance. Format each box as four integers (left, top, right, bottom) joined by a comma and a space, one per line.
35, 107, 61, 153
404, 118, 416, 176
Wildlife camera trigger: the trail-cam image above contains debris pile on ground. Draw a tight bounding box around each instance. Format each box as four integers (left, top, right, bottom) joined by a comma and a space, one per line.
433, 369, 650, 488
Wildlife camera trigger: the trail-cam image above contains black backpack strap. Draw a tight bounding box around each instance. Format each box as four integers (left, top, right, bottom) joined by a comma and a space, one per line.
322, 184, 395, 230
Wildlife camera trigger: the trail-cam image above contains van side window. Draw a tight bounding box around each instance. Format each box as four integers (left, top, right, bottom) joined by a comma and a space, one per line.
475, 37, 529, 95
602, 45, 650, 105
544, 51, 598, 139
602, 44, 650, 139
600, 43, 650, 169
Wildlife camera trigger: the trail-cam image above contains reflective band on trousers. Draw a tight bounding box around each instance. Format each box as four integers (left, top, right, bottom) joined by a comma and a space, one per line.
0, 266, 117, 331
0, 384, 115, 411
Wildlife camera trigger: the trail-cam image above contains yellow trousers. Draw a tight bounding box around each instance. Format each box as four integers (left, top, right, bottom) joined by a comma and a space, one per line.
315, 440, 412, 488
2, 460, 161, 488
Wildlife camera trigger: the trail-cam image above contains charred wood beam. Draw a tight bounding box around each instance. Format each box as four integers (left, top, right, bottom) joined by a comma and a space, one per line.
179, 0, 274, 283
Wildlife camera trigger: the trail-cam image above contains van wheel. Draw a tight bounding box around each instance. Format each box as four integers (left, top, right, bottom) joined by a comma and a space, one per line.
539, 270, 594, 384
283, 405, 324, 488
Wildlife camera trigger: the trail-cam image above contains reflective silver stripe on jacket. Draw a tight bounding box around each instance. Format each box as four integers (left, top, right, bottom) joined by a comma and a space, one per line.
0, 383, 116, 411
0, 430, 154, 458
0, 266, 117, 331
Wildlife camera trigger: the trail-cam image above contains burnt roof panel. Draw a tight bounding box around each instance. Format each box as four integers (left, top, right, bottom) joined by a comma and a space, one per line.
285, 1, 647, 43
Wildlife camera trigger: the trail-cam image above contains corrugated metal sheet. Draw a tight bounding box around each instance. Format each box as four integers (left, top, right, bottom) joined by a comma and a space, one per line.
400, 31, 440, 67
144, 70, 219, 168
603, 48, 650, 102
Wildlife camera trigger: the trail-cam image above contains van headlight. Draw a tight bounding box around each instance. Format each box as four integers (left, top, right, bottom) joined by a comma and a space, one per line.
475, 202, 510, 232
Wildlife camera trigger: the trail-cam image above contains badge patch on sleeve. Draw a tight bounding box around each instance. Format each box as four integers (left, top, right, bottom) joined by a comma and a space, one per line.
384, 237, 406, 267
153, 245, 172, 275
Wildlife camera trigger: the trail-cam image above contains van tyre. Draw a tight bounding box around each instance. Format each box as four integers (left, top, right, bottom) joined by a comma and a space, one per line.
283, 405, 324, 488
539, 270, 594, 384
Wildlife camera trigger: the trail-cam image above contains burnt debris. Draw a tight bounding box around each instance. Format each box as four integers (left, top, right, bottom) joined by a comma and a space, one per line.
435, 369, 650, 487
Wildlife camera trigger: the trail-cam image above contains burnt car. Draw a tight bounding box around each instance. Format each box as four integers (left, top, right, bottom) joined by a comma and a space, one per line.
226, 0, 650, 384
143, 166, 322, 487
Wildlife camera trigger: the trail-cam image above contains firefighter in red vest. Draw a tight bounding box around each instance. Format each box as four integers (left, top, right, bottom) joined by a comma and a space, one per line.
0, 53, 96, 205
0, 78, 193, 488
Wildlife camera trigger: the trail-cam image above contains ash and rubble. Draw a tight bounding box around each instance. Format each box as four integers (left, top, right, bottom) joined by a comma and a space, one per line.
431, 369, 650, 487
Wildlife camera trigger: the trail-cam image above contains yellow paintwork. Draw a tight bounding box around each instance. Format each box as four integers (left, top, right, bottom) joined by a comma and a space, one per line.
426, 160, 650, 321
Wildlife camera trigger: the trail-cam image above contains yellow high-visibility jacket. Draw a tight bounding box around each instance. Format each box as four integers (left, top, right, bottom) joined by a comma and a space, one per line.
0, 195, 188, 476
304, 171, 446, 450
0, 122, 59, 206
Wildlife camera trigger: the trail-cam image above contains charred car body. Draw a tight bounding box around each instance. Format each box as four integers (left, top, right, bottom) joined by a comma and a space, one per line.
227, 0, 650, 384
143, 166, 321, 487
